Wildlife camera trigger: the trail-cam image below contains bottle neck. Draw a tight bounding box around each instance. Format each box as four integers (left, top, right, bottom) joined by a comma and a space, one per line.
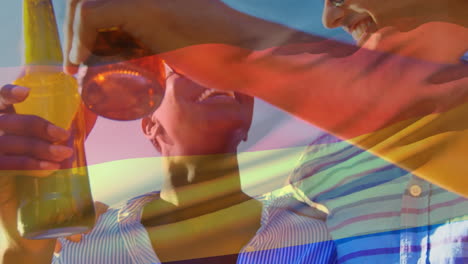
23, 0, 63, 67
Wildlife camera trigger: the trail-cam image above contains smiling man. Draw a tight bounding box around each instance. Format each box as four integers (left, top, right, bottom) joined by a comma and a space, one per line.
0, 59, 337, 263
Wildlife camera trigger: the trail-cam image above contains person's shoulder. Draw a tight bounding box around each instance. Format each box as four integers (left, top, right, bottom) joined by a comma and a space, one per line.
108, 191, 161, 224
261, 185, 328, 222
303, 133, 345, 156
53, 201, 112, 257
268, 195, 327, 220
109, 191, 161, 210
253, 189, 333, 250
368, 22, 468, 64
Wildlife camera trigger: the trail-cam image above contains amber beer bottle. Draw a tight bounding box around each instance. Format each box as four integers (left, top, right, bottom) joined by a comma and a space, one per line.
13, 0, 95, 239
82, 29, 166, 120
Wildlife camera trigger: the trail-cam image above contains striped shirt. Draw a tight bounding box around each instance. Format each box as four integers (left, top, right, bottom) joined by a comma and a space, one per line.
289, 133, 468, 263
52, 191, 337, 264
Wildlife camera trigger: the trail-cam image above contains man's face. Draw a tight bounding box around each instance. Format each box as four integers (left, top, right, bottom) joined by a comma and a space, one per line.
321, 0, 433, 46
145, 64, 254, 157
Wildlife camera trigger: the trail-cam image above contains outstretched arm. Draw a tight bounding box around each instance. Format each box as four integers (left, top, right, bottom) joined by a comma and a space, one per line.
64, 0, 468, 196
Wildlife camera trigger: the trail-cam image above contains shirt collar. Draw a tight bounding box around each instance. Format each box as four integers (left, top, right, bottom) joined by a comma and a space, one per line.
118, 191, 160, 223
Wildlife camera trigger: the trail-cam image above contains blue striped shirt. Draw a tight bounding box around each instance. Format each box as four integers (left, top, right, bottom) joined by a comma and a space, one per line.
52, 191, 337, 264
289, 133, 468, 263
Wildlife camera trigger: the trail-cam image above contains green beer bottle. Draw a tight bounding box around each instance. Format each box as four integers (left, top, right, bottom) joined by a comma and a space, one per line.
13, 0, 96, 239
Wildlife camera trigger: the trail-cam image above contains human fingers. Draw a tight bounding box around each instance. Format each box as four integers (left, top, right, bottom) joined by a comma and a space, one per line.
0, 114, 70, 143
67, 0, 130, 69
0, 85, 29, 110
0, 135, 73, 163
63, 0, 82, 75
0, 155, 60, 172
61, 201, 109, 244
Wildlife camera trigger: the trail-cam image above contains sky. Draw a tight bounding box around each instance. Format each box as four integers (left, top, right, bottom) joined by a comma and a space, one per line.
0, 0, 350, 246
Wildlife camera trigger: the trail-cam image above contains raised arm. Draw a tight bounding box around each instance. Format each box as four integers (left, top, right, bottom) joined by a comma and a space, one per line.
63, 0, 468, 196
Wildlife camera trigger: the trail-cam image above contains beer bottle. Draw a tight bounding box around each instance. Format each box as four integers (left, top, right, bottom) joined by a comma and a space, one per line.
82, 29, 166, 121
13, 0, 95, 239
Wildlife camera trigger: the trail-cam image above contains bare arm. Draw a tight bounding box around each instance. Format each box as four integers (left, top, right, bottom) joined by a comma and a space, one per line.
160, 40, 468, 196
64, 0, 468, 139
64, 0, 468, 196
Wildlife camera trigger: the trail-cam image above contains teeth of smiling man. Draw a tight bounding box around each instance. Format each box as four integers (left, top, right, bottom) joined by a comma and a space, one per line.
352, 20, 371, 41
197, 89, 236, 102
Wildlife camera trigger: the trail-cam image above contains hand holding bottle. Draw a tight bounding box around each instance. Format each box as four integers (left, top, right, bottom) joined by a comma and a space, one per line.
0, 84, 72, 180
63, 0, 274, 74
64, 0, 164, 74
0, 83, 72, 213
0, 84, 71, 264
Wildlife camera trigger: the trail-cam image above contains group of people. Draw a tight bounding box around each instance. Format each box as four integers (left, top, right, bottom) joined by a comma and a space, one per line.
1, 0, 467, 263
